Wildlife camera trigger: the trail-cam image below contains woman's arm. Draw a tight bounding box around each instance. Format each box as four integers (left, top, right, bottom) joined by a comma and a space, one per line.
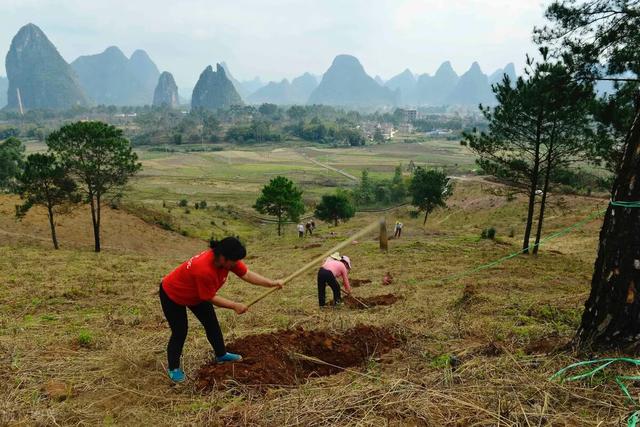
240, 270, 284, 288
212, 295, 248, 314
340, 266, 351, 294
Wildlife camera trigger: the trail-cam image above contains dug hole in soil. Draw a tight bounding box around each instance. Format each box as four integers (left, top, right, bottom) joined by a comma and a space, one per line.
196, 325, 399, 391
343, 293, 400, 309
350, 278, 372, 287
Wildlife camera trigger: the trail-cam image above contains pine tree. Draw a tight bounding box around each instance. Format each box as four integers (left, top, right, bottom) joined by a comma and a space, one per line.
47, 121, 141, 252
254, 176, 305, 236
15, 153, 79, 249
538, 0, 640, 349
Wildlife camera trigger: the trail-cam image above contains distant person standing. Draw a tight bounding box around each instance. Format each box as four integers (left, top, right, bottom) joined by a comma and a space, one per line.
317, 252, 352, 306
311, 220, 316, 231
305, 222, 313, 236
297, 223, 305, 238
394, 221, 403, 238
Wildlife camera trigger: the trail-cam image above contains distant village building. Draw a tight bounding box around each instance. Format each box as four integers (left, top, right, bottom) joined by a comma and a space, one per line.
398, 108, 418, 123
425, 129, 453, 137
397, 123, 414, 134
361, 121, 396, 141
380, 123, 396, 139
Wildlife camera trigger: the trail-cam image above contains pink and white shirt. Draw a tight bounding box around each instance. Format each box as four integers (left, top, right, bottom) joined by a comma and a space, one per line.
322, 258, 351, 292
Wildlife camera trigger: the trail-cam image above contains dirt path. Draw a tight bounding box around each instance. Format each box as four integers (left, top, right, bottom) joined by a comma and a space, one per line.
297, 151, 358, 181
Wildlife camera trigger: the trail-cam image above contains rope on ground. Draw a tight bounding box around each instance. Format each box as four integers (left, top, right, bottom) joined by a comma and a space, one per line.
434, 199, 639, 285
438, 207, 607, 285
551, 358, 640, 427
611, 200, 640, 208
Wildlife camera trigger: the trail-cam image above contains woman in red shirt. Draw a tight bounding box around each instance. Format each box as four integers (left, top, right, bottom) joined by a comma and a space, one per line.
160, 237, 283, 383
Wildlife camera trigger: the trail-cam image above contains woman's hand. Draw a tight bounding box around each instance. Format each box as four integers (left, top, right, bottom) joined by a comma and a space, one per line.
241, 271, 284, 288
233, 302, 249, 315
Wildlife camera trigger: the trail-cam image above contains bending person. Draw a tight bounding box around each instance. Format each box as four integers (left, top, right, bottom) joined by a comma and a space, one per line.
160, 237, 283, 383
317, 252, 352, 307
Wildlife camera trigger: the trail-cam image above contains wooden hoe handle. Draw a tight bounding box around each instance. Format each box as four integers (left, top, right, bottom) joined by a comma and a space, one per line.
246, 218, 385, 307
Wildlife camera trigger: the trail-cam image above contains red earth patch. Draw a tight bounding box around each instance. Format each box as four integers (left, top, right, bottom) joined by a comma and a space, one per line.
195, 325, 399, 391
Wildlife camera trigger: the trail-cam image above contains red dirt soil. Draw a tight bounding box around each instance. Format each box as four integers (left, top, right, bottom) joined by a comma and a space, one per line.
195, 325, 399, 391
343, 294, 400, 309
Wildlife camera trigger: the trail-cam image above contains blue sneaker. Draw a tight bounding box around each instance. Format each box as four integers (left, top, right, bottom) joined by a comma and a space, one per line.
216, 352, 243, 363
167, 368, 185, 383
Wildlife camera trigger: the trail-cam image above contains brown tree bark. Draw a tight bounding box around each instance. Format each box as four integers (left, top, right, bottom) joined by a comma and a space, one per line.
533, 137, 554, 256
46, 204, 59, 250
89, 194, 101, 252
523, 117, 543, 254
576, 102, 640, 349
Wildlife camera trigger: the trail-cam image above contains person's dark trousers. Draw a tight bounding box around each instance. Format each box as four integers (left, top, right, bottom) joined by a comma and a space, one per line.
159, 283, 226, 370
317, 267, 341, 306
299, 231, 304, 238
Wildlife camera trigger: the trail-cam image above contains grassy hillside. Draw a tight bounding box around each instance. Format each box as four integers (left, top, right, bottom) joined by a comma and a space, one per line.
1, 166, 624, 425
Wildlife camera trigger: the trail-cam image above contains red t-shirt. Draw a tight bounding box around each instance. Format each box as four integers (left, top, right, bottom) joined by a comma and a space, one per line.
162, 249, 248, 306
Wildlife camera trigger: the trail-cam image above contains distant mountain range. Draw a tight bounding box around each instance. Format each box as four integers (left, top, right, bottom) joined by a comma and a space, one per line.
309, 55, 396, 107
153, 71, 180, 108
248, 73, 317, 105
191, 64, 243, 110
2, 23, 520, 111
5, 23, 89, 110
71, 46, 160, 106
0, 76, 7, 108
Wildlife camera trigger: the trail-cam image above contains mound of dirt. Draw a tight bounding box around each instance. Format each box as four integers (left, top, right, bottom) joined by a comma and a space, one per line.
196, 325, 399, 391
350, 278, 372, 287
343, 294, 400, 309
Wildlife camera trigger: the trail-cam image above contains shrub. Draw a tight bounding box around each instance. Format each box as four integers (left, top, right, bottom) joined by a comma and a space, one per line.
481, 227, 497, 240
178, 199, 188, 207
77, 330, 93, 348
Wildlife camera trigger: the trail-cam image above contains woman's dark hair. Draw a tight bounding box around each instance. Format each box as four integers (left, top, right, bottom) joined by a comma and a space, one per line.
210, 237, 246, 261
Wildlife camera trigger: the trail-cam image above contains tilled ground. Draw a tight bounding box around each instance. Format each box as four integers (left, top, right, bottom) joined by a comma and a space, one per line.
343, 293, 400, 309
196, 325, 399, 391
350, 278, 372, 287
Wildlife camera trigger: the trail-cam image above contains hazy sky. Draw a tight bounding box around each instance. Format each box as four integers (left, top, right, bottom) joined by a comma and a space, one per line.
1, 0, 549, 88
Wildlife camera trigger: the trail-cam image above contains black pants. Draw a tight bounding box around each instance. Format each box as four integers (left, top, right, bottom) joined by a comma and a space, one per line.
159, 283, 226, 370
317, 268, 341, 306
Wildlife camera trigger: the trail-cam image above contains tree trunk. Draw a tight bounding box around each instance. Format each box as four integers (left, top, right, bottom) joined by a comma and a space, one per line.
576, 103, 640, 350
533, 142, 554, 255
523, 111, 543, 254
334, 217, 338, 226
277, 214, 282, 236
47, 204, 59, 250
423, 210, 429, 225
523, 150, 541, 254
89, 194, 101, 252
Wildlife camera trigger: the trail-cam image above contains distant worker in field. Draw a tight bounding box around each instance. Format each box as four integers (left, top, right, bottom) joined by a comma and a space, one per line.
317, 252, 352, 307
394, 221, 403, 238
160, 237, 283, 383
297, 223, 305, 238
305, 221, 313, 236
311, 220, 316, 231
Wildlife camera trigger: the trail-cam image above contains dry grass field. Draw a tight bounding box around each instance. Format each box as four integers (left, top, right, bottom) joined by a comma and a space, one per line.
0, 141, 630, 426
